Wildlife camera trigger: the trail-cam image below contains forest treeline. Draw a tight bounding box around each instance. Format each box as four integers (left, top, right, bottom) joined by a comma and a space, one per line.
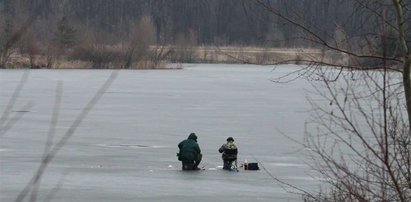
1, 0, 381, 46
0, 0, 410, 68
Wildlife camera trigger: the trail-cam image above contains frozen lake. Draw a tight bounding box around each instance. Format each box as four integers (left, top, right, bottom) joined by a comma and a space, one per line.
1, 64, 319, 201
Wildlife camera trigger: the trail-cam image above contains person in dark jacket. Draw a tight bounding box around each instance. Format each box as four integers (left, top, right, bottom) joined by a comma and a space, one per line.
218, 137, 238, 170
177, 133, 202, 170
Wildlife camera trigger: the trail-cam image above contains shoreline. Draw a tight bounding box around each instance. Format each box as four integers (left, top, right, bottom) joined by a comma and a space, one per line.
1, 46, 346, 69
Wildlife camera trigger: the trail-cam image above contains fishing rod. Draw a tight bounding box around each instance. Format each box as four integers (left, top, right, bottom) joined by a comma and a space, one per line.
200, 163, 208, 170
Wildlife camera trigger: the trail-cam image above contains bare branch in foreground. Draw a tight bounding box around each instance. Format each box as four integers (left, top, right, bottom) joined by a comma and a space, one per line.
0, 102, 33, 138
15, 70, 118, 202
0, 71, 29, 129
29, 81, 63, 202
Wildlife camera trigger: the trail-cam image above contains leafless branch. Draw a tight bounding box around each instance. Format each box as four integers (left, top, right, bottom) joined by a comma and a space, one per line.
15, 70, 118, 202
29, 81, 63, 202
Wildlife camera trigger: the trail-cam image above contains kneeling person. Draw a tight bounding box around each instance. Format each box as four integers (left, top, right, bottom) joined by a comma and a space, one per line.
219, 137, 238, 170
177, 133, 202, 170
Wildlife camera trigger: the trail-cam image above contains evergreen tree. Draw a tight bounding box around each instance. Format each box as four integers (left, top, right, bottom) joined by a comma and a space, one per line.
0, 18, 13, 48
53, 17, 76, 48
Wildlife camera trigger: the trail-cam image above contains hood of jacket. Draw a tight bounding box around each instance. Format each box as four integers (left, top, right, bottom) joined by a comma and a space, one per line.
188, 133, 197, 142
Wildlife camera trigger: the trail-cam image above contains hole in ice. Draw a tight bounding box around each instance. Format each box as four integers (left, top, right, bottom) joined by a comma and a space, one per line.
12, 110, 31, 113
119, 144, 149, 148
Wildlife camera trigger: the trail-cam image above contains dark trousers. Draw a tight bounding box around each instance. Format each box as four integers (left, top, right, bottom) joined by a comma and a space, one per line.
223, 159, 236, 170
182, 154, 202, 170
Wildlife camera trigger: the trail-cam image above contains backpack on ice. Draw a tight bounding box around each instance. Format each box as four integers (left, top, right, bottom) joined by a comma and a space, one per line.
247, 162, 259, 170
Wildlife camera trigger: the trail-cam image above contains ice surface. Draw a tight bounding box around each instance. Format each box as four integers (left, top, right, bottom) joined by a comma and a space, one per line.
0, 64, 320, 201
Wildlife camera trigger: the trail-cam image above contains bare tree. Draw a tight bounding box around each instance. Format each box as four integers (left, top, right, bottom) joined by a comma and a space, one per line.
393, 0, 411, 132
303, 69, 409, 201
0, 15, 15, 68
148, 44, 173, 69
251, 0, 411, 201
0, 0, 53, 68
70, 29, 121, 69
18, 28, 41, 68
122, 16, 156, 69
172, 29, 198, 63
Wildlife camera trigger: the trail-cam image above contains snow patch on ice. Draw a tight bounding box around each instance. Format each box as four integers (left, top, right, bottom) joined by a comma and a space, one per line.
0, 148, 10, 152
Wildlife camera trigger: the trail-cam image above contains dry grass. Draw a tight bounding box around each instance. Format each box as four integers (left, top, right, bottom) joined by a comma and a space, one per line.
4, 52, 90, 69
2, 46, 348, 69
156, 45, 347, 65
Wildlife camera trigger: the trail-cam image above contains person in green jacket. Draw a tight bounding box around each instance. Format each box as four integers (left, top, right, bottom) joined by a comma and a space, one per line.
177, 133, 202, 170
219, 137, 238, 170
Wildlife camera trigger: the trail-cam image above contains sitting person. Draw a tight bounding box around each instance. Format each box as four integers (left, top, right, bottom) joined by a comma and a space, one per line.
177, 133, 202, 170
218, 137, 238, 170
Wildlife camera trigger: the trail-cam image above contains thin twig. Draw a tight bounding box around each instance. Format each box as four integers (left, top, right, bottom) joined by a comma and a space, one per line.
15, 70, 118, 202
0, 71, 29, 129
0, 102, 33, 138
29, 81, 63, 202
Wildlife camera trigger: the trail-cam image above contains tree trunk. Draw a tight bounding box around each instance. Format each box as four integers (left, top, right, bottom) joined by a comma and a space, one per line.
404, 55, 411, 133
392, 0, 411, 133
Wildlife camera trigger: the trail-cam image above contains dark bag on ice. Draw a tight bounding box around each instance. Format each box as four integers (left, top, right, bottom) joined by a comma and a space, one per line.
247, 163, 259, 170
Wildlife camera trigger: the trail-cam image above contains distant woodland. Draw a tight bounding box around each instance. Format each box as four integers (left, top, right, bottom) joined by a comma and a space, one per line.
0, 0, 410, 68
